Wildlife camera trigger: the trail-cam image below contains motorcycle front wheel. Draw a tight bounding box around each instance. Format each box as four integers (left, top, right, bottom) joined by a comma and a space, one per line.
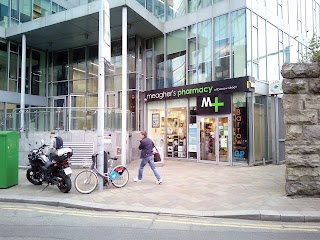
26, 168, 43, 185
57, 172, 72, 193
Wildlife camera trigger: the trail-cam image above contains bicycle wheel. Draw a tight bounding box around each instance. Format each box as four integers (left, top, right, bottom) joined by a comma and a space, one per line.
74, 170, 98, 194
111, 167, 129, 188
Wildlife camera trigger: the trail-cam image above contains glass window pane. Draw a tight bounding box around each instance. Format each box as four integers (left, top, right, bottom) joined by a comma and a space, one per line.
201, 0, 212, 8
9, 53, 17, 80
188, 38, 196, 70
146, 50, 153, 78
188, 70, 197, 85
11, 0, 19, 20
20, 0, 32, 22
198, 19, 212, 83
136, 0, 145, 7
167, 0, 186, 21
70, 80, 86, 93
154, 0, 165, 22
71, 48, 86, 80
146, 0, 152, 12
31, 50, 46, 96
166, 99, 187, 158
231, 9, 246, 78
188, 0, 197, 13
246, 9, 252, 77
0, 40, 8, 91
254, 96, 268, 161
88, 45, 98, 78
266, 23, 279, 81
258, 17, 266, 81
52, 2, 58, 14
214, 14, 230, 81
33, 0, 50, 19
111, 40, 122, 75
188, 24, 197, 38
147, 101, 165, 148
53, 51, 69, 81
88, 77, 98, 93
0, 0, 9, 27
155, 35, 164, 89
166, 28, 186, 87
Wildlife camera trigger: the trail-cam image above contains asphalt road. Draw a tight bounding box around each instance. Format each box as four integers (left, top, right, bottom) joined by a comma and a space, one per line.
0, 203, 320, 240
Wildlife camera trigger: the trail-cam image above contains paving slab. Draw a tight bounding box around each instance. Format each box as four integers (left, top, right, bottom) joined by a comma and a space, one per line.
1, 160, 320, 222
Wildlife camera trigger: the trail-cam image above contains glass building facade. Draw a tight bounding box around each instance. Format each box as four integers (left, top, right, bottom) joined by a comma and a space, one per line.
0, 0, 320, 165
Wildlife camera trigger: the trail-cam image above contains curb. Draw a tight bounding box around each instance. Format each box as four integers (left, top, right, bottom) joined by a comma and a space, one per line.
1, 195, 320, 222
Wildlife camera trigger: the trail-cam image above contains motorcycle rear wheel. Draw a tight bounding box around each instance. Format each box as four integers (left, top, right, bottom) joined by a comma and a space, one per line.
57, 173, 72, 193
26, 168, 43, 185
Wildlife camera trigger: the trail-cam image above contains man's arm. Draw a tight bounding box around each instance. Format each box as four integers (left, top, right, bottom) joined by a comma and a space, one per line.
49, 138, 56, 153
138, 140, 144, 150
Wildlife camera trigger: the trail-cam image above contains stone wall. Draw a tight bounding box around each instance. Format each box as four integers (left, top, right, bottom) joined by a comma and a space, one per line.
281, 63, 320, 196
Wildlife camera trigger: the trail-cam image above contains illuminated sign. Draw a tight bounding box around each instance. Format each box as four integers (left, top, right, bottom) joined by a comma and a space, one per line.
144, 76, 255, 102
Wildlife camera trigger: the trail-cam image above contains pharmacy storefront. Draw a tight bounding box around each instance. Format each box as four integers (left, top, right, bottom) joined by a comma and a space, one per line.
144, 76, 256, 165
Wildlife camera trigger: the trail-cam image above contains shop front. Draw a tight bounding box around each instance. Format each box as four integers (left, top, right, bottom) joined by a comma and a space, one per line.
144, 76, 255, 165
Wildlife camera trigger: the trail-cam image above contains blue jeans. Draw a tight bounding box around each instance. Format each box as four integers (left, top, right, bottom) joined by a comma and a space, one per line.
138, 155, 161, 181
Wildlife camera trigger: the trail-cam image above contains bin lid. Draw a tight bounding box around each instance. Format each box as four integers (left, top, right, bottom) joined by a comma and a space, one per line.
0, 131, 19, 136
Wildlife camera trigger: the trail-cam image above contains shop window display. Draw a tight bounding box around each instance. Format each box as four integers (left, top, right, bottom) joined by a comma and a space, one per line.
166, 108, 187, 158
147, 101, 165, 147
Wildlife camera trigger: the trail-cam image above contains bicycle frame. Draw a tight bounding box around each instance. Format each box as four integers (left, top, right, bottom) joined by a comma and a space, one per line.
91, 155, 127, 183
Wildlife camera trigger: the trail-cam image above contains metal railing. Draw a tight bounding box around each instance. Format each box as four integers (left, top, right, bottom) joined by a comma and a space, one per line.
0, 107, 134, 132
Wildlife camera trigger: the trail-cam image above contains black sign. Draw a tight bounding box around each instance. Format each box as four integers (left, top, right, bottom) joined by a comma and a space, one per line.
233, 106, 248, 161
144, 76, 255, 102
152, 113, 160, 128
197, 94, 232, 115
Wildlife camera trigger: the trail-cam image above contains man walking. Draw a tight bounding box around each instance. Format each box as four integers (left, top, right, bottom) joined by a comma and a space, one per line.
134, 131, 162, 184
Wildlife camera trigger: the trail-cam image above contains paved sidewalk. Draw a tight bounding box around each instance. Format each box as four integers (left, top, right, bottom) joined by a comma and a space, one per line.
1, 160, 320, 222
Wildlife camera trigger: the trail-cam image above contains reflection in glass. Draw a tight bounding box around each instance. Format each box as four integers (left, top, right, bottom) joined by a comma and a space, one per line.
166, 99, 187, 158
20, 0, 32, 22
33, 0, 50, 19
258, 16, 266, 81
0, 41, 7, 91
0, 0, 9, 27
231, 9, 246, 78
71, 48, 86, 80
167, 0, 186, 21
214, 14, 230, 80
166, 29, 186, 87
200, 117, 216, 161
31, 50, 46, 96
218, 117, 229, 162
154, 0, 165, 22
155, 36, 164, 89
254, 96, 268, 161
266, 23, 279, 81
198, 19, 212, 83
53, 51, 68, 95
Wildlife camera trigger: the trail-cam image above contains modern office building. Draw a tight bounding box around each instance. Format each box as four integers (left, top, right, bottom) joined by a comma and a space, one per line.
0, 0, 319, 165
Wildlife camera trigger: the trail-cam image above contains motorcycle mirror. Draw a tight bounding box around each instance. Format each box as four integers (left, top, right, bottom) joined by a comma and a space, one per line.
41, 139, 45, 144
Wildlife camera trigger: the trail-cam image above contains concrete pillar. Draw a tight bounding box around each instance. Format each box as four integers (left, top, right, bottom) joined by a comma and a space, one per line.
121, 6, 128, 165
20, 34, 26, 132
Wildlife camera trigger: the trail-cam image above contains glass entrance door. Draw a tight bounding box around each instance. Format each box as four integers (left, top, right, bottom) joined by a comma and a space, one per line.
198, 115, 231, 164
52, 97, 66, 131
199, 117, 216, 161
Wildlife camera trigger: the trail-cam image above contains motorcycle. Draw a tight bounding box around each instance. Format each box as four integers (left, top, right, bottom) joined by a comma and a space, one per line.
26, 140, 73, 193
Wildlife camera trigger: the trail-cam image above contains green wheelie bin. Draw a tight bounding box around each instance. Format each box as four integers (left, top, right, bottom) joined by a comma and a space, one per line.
0, 131, 19, 188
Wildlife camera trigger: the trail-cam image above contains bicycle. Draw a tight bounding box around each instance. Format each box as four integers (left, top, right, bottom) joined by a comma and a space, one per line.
74, 154, 129, 194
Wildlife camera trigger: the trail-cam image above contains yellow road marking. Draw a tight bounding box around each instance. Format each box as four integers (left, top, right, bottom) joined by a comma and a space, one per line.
0, 205, 150, 219
221, 221, 320, 229
1, 205, 319, 232
155, 219, 318, 232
